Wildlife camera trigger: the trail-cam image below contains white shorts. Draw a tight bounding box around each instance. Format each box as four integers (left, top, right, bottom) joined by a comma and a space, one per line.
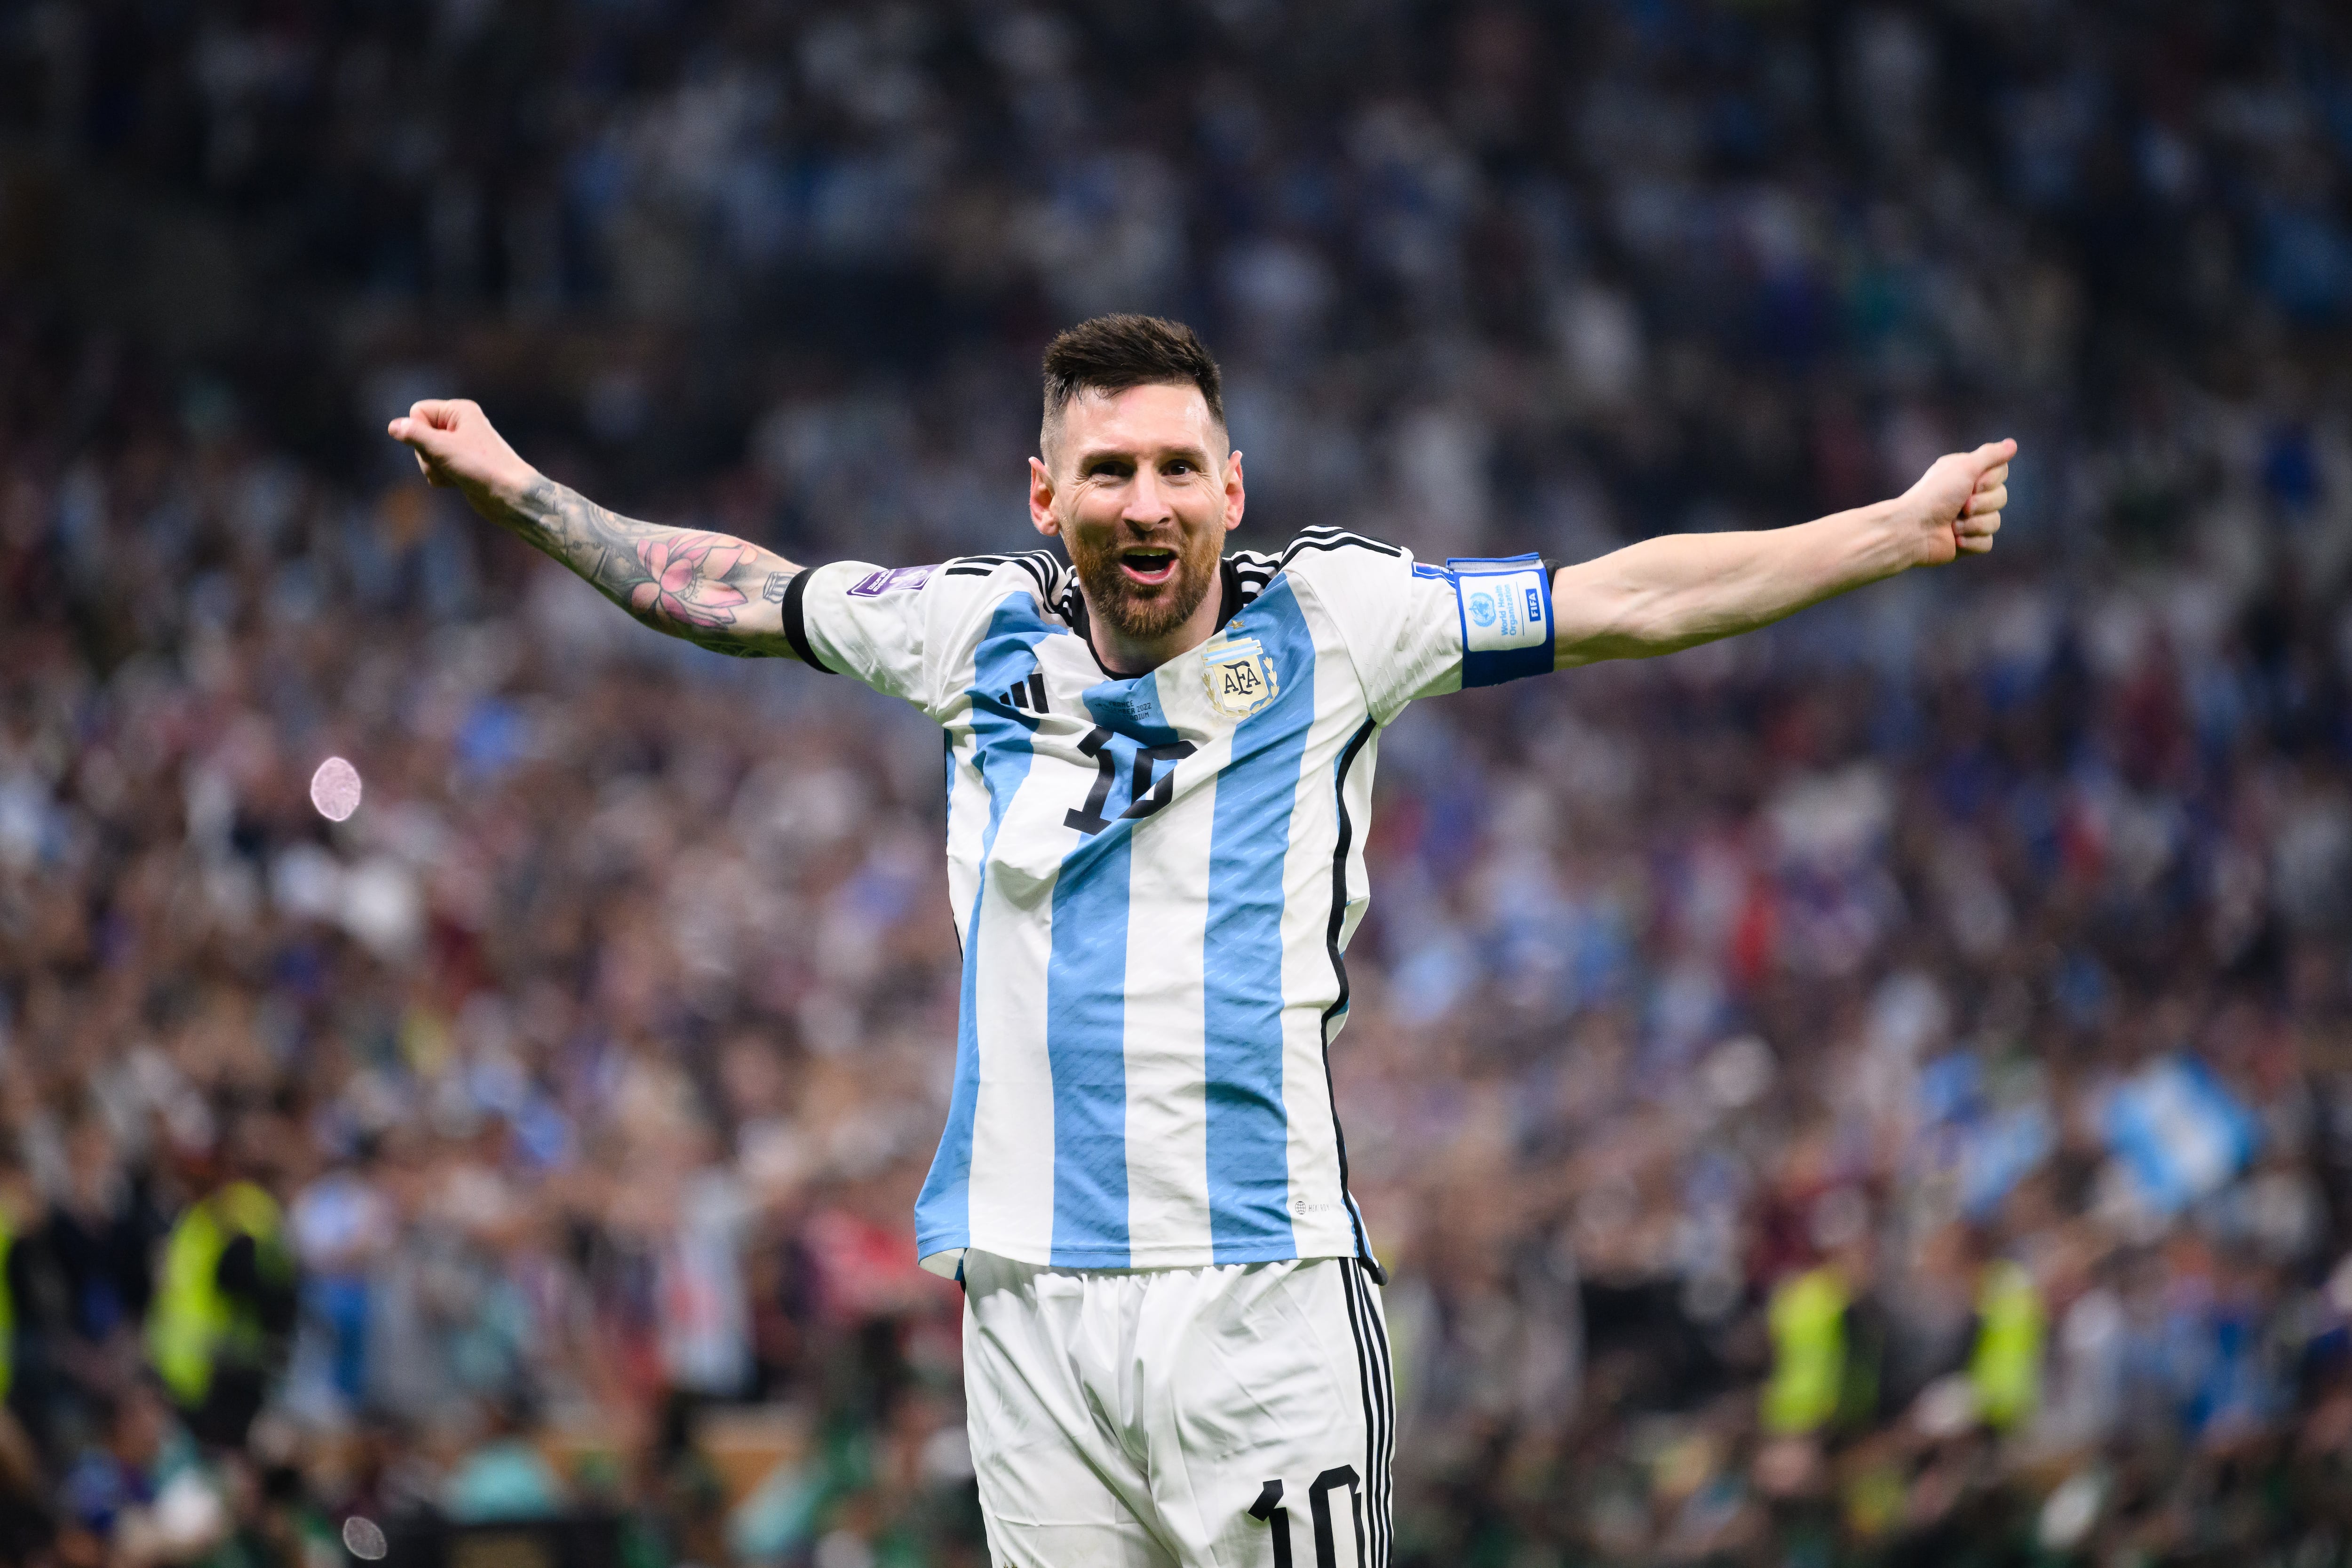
961, 1250, 1394, 1568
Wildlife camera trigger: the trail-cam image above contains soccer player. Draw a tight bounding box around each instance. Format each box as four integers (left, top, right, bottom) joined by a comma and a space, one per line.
390, 314, 2010, 1567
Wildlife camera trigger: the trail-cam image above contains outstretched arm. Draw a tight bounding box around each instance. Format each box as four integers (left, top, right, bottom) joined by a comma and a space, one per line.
1552, 439, 2014, 667
388, 398, 804, 659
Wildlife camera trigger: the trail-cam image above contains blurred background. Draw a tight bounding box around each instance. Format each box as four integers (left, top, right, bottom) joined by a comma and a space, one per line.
5, 0, 2352, 1564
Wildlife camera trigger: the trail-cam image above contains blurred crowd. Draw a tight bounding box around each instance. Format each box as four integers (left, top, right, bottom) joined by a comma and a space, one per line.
7, 0, 2352, 1564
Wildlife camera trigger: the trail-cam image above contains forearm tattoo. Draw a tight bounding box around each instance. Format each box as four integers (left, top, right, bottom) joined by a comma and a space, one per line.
506, 479, 786, 652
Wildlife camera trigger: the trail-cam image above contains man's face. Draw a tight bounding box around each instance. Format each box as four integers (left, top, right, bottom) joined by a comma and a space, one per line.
1031, 383, 1243, 653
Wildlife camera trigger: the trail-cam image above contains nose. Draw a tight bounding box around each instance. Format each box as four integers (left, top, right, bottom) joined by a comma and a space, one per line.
1122, 467, 1172, 530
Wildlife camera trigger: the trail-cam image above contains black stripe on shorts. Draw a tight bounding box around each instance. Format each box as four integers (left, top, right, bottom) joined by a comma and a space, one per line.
1338, 1258, 1393, 1567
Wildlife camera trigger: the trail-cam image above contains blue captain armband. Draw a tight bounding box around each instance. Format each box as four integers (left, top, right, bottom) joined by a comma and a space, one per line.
1446, 553, 1555, 687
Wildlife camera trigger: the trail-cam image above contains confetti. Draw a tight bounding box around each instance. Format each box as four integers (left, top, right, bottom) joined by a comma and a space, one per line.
341, 1517, 388, 1560
310, 756, 364, 822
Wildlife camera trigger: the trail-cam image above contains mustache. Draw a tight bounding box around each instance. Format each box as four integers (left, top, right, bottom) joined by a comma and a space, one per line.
1075, 532, 1211, 573
1069, 523, 1209, 564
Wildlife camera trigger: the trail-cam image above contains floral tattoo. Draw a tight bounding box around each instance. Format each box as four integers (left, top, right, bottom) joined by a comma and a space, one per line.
627, 533, 754, 628
501, 479, 795, 655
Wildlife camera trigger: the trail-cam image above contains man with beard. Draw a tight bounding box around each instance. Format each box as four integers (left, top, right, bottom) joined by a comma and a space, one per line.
390, 314, 2010, 1567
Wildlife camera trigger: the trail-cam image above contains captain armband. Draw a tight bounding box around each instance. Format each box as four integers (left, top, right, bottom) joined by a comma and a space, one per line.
1446, 552, 1555, 686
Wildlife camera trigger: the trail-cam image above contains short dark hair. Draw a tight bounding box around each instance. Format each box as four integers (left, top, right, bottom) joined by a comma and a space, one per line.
1041, 314, 1225, 454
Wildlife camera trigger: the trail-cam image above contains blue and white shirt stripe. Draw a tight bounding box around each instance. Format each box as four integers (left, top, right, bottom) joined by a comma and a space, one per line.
788, 534, 1552, 1274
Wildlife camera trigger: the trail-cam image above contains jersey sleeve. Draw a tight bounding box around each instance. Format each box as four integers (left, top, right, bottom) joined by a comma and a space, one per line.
1279, 536, 1557, 722
781, 559, 1003, 716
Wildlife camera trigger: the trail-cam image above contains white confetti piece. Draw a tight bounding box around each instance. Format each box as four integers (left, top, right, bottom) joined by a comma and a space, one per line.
341, 1516, 387, 1560
310, 757, 364, 822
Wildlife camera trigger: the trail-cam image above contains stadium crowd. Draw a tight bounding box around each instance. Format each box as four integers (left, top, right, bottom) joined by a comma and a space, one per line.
7, 0, 2352, 1563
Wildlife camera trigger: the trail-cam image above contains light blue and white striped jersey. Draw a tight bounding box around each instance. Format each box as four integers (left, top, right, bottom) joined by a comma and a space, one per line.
782, 532, 1556, 1275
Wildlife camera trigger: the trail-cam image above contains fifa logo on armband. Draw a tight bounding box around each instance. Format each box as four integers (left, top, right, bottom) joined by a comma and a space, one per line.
1204, 635, 1279, 719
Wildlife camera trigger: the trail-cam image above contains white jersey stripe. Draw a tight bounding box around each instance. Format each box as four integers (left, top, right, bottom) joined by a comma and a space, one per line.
1276, 600, 1363, 1260
1119, 708, 1217, 1256
931, 599, 1062, 1266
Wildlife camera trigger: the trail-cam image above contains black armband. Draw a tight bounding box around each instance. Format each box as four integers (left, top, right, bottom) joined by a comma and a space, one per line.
780, 568, 832, 673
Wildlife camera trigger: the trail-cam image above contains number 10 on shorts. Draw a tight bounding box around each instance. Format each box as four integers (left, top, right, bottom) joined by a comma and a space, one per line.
1249, 1468, 1362, 1568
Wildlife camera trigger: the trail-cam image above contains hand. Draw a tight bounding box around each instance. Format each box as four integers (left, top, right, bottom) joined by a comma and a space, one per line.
386, 398, 538, 514
1898, 438, 2015, 566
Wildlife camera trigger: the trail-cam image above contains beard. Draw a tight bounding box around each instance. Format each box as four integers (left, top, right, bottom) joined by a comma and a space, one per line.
1067, 525, 1224, 647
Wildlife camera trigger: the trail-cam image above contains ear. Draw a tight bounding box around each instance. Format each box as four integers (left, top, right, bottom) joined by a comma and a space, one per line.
1221, 450, 1246, 535
1029, 456, 1061, 538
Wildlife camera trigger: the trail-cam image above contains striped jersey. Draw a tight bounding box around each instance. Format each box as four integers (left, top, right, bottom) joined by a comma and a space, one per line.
781, 531, 1557, 1275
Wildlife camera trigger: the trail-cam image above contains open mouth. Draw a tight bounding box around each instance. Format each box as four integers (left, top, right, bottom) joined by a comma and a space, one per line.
1117, 545, 1179, 588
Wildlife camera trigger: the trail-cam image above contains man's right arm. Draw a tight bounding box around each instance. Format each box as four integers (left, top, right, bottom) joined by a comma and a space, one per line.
388, 398, 804, 659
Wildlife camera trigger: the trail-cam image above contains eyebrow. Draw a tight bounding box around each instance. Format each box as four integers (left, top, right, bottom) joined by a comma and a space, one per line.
1076, 444, 1213, 472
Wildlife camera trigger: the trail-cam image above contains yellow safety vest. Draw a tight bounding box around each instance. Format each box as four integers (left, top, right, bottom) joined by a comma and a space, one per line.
1968, 1259, 2044, 1430
147, 1182, 289, 1407
1762, 1266, 1848, 1437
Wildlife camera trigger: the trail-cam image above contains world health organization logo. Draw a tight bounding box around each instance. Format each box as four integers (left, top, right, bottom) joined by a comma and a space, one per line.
1468, 591, 1497, 627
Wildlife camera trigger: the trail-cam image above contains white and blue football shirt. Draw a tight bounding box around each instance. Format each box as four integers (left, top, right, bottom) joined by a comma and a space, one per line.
780, 532, 1556, 1276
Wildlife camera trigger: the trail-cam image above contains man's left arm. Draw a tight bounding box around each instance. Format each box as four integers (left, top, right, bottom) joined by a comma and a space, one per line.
1551, 439, 2013, 667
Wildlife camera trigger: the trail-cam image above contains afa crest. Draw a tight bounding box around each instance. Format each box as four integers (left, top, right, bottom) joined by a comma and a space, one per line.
1203, 635, 1279, 719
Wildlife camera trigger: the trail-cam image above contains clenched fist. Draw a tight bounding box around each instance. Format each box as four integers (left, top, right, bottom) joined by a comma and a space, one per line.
386, 399, 540, 519
1899, 438, 2014, 566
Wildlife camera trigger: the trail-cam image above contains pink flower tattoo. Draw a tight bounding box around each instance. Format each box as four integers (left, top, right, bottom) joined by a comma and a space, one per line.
626, 533, 752, 628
